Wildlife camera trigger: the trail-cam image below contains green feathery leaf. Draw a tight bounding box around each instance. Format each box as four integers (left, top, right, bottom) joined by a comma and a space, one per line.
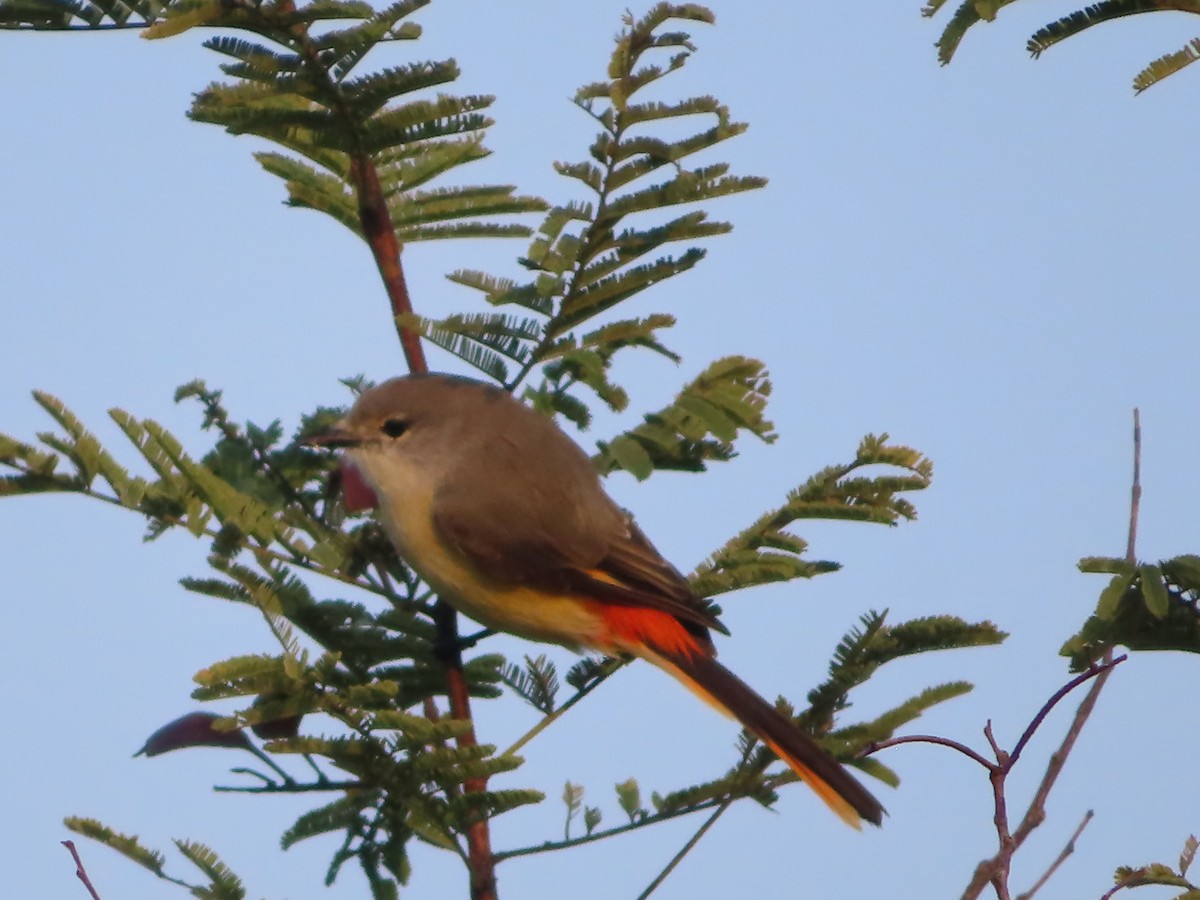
500, 654, 560, 713
594, 356, 773, 481
1134, 37, 1200, 92
63, 818, 168, 876
173, 840, 245, 900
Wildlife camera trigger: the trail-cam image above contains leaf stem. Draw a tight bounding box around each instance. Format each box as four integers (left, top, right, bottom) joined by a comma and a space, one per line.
636, 800, 732, 900
501, 659, 626, 758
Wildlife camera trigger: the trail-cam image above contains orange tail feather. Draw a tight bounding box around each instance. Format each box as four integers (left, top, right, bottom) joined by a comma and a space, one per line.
596, 605, 884, 827
654, 649, 883, 827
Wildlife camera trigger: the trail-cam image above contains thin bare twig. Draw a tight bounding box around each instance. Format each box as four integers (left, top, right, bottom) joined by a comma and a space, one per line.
960, 621, 1119, 896
984, 721, 1005, 762
637, 800, 733, 900
1007, 658, 1126, 770
215, 778, 361, 794
1126, 409, 1141, 564
1016, 809, 1094, 900
502, 658, 626, 758
1010, 660, 1113, 847
958, 411, 1142, 899
493, 784, 782, 863
864, 734, 994, 770
873, 672, 1120, 900
1097, 872, 1146, 900
61, 841, 102, 900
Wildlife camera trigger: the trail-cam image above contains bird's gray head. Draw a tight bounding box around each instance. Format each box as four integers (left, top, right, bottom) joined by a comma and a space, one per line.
310, 374, 505, 451
306, 372, 606, 525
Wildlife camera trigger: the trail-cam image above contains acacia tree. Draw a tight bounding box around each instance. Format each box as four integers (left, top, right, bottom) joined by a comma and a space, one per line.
2, 2, 1195, 899
0, 4, 999, 896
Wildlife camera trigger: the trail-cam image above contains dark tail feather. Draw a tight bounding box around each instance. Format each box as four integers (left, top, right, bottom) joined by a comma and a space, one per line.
653, 648, 885, 828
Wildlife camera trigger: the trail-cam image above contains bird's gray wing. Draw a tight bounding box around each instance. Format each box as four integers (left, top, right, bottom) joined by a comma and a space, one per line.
433, 468, 726, 636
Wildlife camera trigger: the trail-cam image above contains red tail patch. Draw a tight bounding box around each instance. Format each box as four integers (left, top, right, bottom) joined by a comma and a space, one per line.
592, 603, 704, 660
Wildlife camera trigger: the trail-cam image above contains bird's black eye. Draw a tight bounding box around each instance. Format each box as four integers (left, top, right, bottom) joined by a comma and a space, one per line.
381, 418, 408, 438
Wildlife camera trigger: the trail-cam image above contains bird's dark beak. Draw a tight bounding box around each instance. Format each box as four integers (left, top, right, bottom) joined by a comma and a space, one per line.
302, 425, 361, 449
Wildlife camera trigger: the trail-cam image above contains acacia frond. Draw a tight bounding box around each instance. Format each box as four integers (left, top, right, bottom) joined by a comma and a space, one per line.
64, 818, 169, 876
394, 312, 544, 382
193, 654, 296, 703
575, 213, 729, 292
437, 7, 761, 420
620, 94, 723, 127
407, 743, 520, 788
934, 0, 1022, 65
205, 35, 301, 72
447, 788, 544, 823
356, 94, 493, 153
446, 269, 520, 301
607, 122, 750, 192
692, 435, 932, 596
593, 356, 772, 480
554, 250, 706, 339
157, 0, 539, 259
141, 0, 226, 40
317, 0, 426, 78
574, 313, 679, 363
1134, 36, 1200, 91
500, 654, 560, 713
602, 165, 762, 221
805, 613, 1005, 733
344, 60, 459, 116
1027, 0, 1199, 58
649, 769, 755, 816
29, 392, 149, 504
388, 184, 546, 229
173, 840, 245, 899
1062, 552, 1200, 670
376, 135, 490, 192
0, 0, 165, 29
854, 681, 974, 743
257, 152, 360, 230
282, 795, 376, 849
564, 656, 617, 691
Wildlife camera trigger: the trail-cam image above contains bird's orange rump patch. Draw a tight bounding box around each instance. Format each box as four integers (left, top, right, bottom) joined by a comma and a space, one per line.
591, 602, 704, 660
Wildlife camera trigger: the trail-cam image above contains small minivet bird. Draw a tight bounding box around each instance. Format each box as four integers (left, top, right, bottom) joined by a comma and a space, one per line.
310, 373, 883, 827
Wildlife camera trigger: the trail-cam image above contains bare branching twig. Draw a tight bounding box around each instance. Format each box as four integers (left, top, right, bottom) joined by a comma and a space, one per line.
62, 841, 103, 900
955, 658, 1121, 899
1016, 810, 1094, 900
871, 409, 1144, 900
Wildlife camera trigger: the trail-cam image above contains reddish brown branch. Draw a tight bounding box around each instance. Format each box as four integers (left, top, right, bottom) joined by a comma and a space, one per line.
342, 88, 494, 900
433, 601, 496, 900
61, 841, 102, 900
348, 154, 427, 375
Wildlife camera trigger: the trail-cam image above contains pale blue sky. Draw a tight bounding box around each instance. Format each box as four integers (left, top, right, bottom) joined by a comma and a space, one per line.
3, 3, 1198, 898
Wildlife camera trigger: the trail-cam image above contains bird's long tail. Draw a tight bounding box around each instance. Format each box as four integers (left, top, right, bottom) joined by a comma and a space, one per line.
642, 645, 885, 828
